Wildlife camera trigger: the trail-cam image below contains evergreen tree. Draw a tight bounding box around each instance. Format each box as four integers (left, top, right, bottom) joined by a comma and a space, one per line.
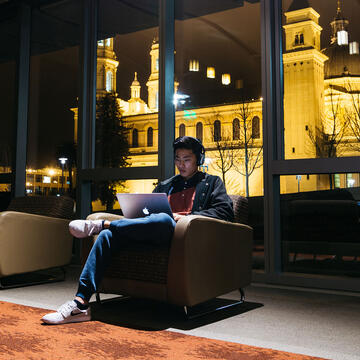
95, 92, 130, 210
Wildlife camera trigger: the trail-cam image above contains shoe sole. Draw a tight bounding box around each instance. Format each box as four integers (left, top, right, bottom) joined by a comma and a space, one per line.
42, 315, 91, 325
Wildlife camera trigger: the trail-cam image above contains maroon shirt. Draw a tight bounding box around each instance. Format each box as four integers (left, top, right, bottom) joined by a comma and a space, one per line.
168, 187, 196, 215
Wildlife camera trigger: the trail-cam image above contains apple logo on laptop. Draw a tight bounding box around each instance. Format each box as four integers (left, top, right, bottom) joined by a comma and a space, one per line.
142, 207, 150, 215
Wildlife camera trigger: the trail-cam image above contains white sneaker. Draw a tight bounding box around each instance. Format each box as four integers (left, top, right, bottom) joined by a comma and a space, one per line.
69, 219, 103, 238
41, 300, 91, 325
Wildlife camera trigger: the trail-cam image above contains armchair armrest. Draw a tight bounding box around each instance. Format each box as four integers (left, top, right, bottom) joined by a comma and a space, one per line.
0, 211, 72, 277
167, 215, 253, 306
86, 212, 124, 222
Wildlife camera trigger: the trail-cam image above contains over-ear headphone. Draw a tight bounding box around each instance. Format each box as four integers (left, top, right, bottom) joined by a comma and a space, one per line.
196, 139, 205, 166
173, 136, 206, 166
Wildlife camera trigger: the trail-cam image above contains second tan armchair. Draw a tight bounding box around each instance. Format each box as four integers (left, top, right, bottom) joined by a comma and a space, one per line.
0, 196, 74, 288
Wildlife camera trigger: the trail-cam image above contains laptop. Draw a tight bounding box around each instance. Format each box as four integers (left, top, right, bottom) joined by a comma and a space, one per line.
116, 193, 173, 219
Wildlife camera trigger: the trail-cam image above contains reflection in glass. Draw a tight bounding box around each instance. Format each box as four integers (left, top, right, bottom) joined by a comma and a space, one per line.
280, 173, 360, 278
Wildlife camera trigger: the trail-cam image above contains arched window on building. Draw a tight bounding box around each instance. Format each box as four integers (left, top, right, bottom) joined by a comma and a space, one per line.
106, 71, 113, 92
147, 127, 153, 147
252, 116, 260, 139
213, 120, 221, 142
295, 33, 304, 46
232, 118, 240, 140
299, 33, 304, 44
196, 122, 203, 142
179, 123, 186, 137
132, 128, 138, 147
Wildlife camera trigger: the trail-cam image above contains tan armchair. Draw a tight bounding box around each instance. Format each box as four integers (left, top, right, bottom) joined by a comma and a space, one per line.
84, 195, 253, 316
0, 196, 74, 288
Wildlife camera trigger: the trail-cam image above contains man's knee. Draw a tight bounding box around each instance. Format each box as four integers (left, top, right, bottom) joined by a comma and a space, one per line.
94, 229, 112, 247
151, 213, 176, 228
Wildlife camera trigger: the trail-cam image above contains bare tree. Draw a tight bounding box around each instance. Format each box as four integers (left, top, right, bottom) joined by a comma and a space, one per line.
232, 102, 263, 197
345, 83, 360, 151
307, 89, 348, 188
206, 110, 238, 189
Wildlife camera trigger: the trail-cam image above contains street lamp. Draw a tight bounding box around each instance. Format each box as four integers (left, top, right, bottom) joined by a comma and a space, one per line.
59, 157, 68, 194
296, 175, 302, 192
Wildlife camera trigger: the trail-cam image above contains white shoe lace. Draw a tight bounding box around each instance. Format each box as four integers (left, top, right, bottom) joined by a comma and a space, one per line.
85, 220, 103, 236
58, 301, 77, 317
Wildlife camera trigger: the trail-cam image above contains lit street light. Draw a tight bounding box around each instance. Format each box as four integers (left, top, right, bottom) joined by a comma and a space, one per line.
59, 157, 68, 194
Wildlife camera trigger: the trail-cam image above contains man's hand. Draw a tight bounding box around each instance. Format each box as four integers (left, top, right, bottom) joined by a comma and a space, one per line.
173, 213, 186, 222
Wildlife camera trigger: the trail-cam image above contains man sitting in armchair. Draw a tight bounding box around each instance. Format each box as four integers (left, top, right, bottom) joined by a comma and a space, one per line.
42, 136, 234, 324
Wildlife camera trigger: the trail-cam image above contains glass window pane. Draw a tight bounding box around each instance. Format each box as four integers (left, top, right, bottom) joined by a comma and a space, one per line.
28, 1, 80, 197
282, 0, 360, 160
0, 11, 17, 177
280, 173, 360, 277
96, 0, 159, 169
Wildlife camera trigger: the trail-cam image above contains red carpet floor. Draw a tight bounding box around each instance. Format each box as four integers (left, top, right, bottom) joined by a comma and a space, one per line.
0, 301, 327, 360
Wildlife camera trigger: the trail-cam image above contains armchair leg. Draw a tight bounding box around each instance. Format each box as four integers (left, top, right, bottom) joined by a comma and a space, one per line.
96, 292, 101, 304
239, 287, 245, 302
183, 288, 246, 320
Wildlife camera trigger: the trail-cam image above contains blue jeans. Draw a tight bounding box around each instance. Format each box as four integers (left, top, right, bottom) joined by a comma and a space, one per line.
76, 213, 176, 301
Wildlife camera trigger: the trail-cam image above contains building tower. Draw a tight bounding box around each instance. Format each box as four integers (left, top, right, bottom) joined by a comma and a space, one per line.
96, 38, 119, 97
130, 72, 141, 99
283, 0, 328, 160
72, 38, 119, 142
127, 72, 148, 115
330, 0, 349, 46
146, 38, 180, 112
146, 38, 159, 112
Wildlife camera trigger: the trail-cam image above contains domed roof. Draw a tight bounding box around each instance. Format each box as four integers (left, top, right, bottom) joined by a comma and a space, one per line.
131, 72, 140, 86
323, 44, 360, 79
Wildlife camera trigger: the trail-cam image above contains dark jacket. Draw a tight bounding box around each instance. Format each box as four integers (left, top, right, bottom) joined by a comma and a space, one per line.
153, 172, 234, 222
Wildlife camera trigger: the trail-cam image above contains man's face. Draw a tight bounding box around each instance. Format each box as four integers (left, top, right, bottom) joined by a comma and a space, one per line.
174, 148, 198, 180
